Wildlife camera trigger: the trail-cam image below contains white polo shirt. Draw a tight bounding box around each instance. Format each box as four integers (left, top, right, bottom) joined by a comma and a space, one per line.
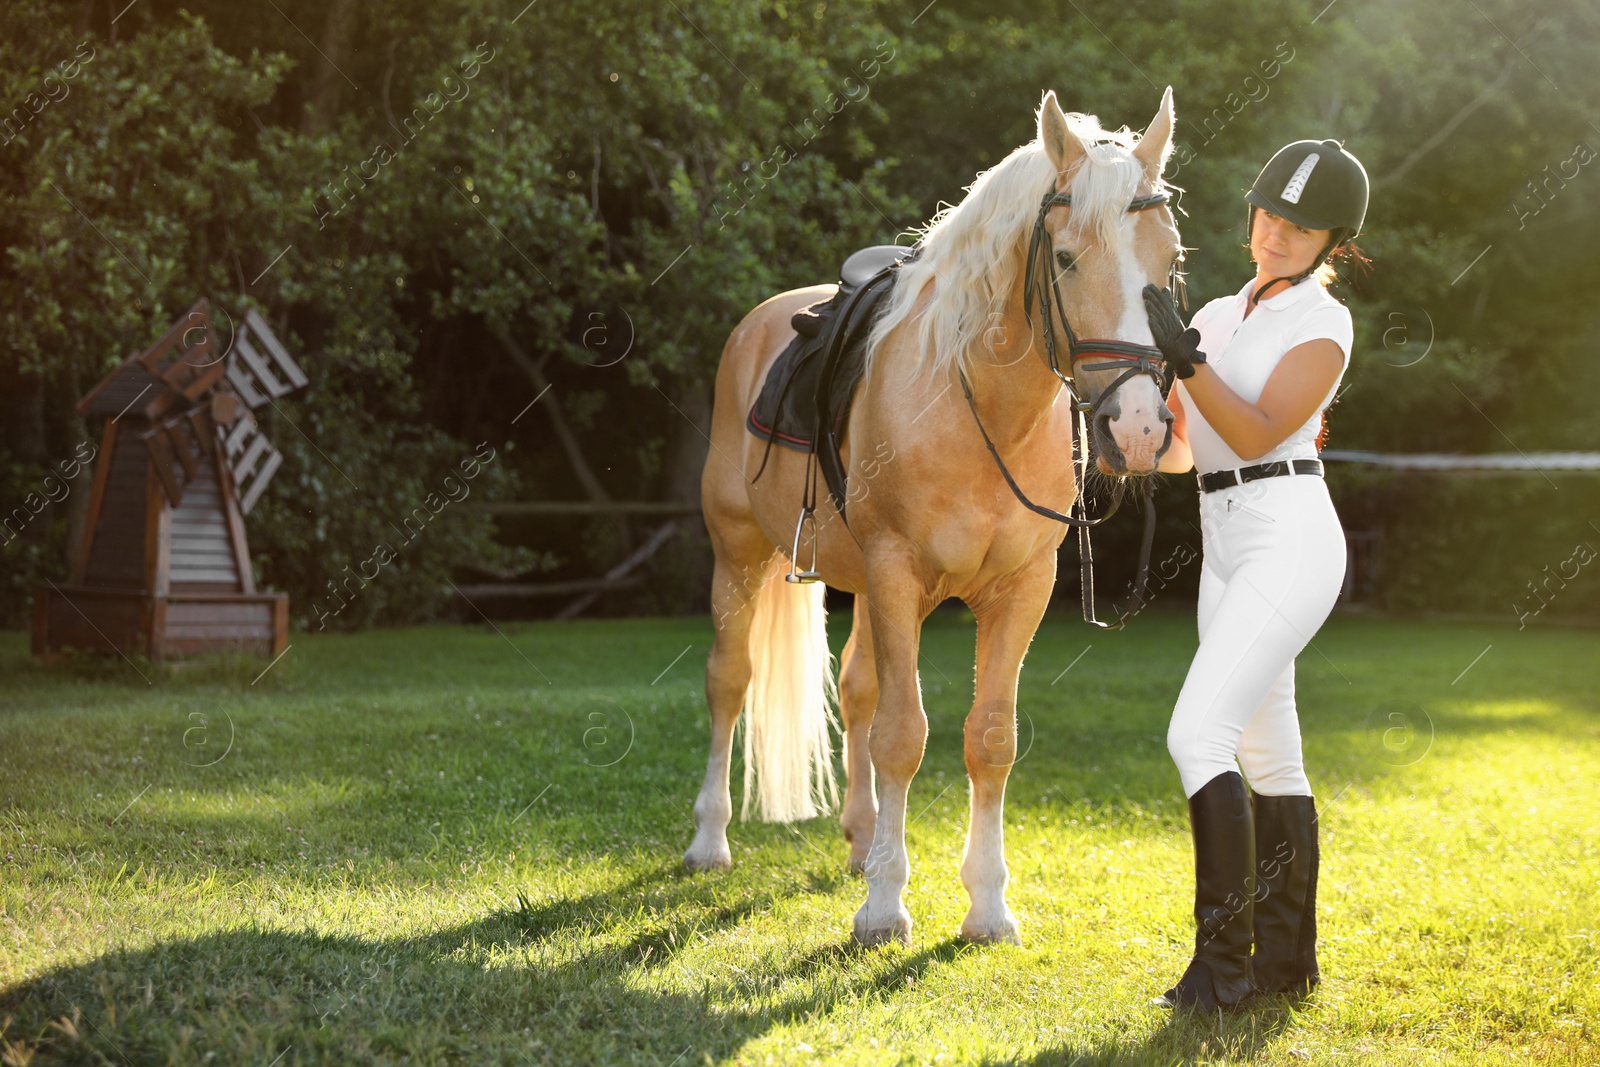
1174, 276, 1353, 475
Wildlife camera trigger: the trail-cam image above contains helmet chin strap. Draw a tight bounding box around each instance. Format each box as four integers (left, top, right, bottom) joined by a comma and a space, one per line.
1247, 205, 1345, 306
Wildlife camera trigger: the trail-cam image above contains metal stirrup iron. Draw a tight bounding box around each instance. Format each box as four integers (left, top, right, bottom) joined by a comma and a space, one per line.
786, 508, 821, 584
785, 449, 824, 584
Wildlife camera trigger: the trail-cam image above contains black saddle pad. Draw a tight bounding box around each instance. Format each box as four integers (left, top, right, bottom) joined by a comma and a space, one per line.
746, 296, 845, 453
746, 245, 912, 454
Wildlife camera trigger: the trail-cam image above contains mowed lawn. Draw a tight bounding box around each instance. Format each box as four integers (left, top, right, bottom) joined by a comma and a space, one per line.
0, 608, 1595, 1066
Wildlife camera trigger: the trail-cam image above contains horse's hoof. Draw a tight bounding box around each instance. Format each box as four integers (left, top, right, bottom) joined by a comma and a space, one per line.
953, 908, 1017, 947
853, 906, 912, 947
959, 918, 1022, 946
683, 843, 732, 872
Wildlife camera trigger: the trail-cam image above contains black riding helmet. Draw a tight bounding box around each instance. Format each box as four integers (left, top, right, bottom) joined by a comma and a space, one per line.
1245, 139, 1369, 305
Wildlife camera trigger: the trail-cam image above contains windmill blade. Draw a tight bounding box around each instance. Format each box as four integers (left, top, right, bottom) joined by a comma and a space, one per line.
238, 445, 283, 515
228, 310, 309, 409
170, 347, 227, 403
224, 413, 284, 515
225, 359, 273, 408
77, 298, 213, 422
170, 417, 200, 484
141, 411, 210, 507
244, 309, 309, 389
234, 335, 292, 401
187, 408, 216, 454
223, 414, 256, 459
144, 424, 185, 507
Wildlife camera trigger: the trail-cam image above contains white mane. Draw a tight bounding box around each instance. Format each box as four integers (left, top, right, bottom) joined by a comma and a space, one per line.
865, 111, 1156, 386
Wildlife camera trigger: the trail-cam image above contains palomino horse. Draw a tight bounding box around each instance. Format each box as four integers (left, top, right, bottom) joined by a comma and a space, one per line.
685, 89, 1183, 946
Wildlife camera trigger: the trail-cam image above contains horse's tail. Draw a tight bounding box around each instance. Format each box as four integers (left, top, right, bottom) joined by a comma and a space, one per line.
740, 552, 840, 823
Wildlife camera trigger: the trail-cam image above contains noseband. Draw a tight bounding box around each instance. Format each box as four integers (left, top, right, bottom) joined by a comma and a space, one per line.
955, 183, 1177, 629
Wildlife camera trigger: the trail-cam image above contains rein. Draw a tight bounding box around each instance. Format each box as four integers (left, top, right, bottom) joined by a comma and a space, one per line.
955, 185, 1175, 630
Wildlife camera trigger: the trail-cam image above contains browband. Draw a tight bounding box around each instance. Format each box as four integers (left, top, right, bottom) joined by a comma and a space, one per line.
1040, 191, 1172, 212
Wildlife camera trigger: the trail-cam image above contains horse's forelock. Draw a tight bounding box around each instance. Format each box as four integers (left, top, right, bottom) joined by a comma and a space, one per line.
1065, 140, 1148, 250
1054, 110, 1159, 248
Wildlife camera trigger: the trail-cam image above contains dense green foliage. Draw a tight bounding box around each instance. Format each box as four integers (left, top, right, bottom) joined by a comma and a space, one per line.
1, 615, 1596, 1063
3, 0, 1598, 625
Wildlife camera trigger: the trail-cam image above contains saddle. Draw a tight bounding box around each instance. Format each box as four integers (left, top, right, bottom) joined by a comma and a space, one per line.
746, 244, 915, 519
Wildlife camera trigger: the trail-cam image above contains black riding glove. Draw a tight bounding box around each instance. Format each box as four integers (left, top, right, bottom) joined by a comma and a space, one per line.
1142, 283, 1208, 380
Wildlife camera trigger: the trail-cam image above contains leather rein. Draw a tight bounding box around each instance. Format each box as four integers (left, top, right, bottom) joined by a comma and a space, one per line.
955, 185, 1177, 630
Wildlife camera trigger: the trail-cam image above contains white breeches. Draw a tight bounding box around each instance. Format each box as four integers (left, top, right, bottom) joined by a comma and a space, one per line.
1167, 473, 1347, 799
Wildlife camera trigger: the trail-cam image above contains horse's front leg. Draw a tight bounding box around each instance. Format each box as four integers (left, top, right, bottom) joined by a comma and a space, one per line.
853, 550, 931, 946
960, 554, 1057, 944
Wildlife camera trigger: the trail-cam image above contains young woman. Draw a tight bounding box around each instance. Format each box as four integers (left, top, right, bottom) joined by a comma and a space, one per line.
1140, 139, 1370, 1010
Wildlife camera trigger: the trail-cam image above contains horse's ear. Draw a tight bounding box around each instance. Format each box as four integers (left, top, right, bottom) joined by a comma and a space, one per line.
1133, 86, 1176, 181
1038, 90, 1084, 175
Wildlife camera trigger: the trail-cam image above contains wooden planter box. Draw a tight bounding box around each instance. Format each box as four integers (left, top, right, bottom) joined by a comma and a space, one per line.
31, 586, 287, 662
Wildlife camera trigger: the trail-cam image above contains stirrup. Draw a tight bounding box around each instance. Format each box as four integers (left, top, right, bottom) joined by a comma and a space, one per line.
785, 506, 822, 583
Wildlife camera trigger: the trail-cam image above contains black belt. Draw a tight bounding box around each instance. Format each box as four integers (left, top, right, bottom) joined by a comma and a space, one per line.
1198, 458, 1323, 493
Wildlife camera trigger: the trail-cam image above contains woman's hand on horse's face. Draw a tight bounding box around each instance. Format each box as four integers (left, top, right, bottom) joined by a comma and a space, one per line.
1142, 284, 1208, 380
1251, 210, 1332, 278
1143, 283, 1186, 341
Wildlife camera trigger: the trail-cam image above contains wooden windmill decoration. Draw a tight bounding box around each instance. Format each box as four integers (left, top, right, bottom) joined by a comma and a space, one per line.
32, 299, 306, 661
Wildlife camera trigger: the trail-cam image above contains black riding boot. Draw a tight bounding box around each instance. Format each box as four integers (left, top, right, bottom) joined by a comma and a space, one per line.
1251, 792, 1320, 994
1154, 771, 1257, 1010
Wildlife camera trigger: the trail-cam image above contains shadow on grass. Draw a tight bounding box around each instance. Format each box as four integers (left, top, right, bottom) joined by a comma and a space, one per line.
990, 996, 1307, 1067
0, 861, 982, 1065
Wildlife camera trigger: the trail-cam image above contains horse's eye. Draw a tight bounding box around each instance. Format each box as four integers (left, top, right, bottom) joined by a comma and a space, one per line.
1055, 250, 1076, 272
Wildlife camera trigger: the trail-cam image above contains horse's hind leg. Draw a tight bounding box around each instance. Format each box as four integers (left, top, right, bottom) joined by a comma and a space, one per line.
684, 525, 775, 871
853, 548, 931, 946
839, 595, 879, 873
959, 554, 1057, 944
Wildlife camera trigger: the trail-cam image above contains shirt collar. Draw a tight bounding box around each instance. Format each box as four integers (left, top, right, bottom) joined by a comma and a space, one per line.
1233, 275, 1325, 314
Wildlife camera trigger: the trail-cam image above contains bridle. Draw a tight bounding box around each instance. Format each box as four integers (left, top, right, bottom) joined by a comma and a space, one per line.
1026, 188, 1178, 405
955, 182, 1179, 630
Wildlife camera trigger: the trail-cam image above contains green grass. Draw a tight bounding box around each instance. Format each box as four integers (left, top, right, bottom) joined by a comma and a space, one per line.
0, 608, 1596, 1065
